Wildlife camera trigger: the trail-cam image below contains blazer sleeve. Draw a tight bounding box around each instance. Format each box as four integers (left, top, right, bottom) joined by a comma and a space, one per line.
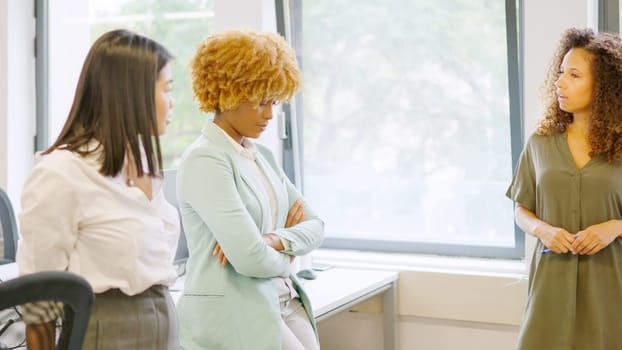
178, 146, 291, 278
258, 145, 325, 255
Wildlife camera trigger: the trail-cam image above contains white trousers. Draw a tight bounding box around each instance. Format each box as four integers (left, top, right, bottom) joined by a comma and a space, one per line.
280, 297, 320, 350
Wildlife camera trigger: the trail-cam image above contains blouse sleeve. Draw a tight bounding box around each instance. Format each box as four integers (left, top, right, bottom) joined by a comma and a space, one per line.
17, 161, 81, 275
506, 135, 537, 212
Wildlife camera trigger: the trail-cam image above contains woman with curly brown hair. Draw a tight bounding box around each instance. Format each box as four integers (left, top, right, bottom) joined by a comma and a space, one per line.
176, 29, 324, 349
507, 27, 622, 349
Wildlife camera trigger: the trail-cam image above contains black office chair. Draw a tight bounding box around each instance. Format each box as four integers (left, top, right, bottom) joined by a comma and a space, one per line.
0, 271, 94, 350
0, 187, 18, 264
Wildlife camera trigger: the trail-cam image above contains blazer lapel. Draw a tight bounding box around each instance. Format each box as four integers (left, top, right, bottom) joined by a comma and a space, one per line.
201, 121, 270, 232
239, 163, 271, 232
255, 154, 288, 228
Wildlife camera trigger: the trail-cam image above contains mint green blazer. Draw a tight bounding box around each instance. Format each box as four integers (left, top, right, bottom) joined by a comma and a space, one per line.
176, 122, 324, 350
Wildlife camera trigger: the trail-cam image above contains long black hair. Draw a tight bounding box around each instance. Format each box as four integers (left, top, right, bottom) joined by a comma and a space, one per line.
45, 29, 172, 177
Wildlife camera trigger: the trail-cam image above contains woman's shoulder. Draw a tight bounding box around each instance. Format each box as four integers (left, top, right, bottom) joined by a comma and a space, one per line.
178, 136, 238, 176
181, 136, 229, 160
255, 143, 275, 158
255, 143, 279, 167
24, 149, 91, 190
525, 131, 563, 148
34, 148, 87, 173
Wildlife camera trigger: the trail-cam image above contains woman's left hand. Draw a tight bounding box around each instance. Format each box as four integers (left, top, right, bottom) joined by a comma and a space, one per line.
285, 200, 305, 228
213, 243, 228, 266
571, 220, 622, 255
125, 152, 152, 200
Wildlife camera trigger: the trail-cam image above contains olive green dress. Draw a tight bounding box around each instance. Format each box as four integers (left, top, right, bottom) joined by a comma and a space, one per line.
507, 132, 622, 350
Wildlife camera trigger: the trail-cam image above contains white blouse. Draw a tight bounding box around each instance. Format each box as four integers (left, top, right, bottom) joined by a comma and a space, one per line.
16, 145, 180, 295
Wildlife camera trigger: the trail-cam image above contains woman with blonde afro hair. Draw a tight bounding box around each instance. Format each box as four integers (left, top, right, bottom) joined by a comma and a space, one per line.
176, 29, 324, 350
190, 29, 301, 113
507, 28, 622, 350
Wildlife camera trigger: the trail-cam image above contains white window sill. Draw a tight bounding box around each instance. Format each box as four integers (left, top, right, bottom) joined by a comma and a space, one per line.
311, 248, 529, 280
310, 249, 529, 325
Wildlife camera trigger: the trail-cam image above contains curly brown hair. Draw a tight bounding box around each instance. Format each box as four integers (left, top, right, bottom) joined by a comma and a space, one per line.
189, 29, 301, 113
538, 28, 622, 162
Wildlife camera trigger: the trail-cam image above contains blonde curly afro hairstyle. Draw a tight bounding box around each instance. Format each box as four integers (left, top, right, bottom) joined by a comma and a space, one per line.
190, 29, 301, 113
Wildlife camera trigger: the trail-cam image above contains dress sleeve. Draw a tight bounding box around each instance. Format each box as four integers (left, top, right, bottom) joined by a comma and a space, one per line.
506, 135, 537, 212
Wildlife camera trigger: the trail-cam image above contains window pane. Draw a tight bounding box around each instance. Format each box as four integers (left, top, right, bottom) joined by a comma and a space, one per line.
48, 0, 214, 168
295, 0, 516, 248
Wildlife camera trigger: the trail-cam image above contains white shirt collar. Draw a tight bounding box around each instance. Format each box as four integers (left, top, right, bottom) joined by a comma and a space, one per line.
212, 122, 258, 160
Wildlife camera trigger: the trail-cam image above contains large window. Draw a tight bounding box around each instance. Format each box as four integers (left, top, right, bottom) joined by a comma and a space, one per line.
36, 0, 214, 168
278, 0, 524, 258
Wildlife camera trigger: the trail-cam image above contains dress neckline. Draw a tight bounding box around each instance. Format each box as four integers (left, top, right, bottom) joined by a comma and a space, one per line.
561, 131, 593, 172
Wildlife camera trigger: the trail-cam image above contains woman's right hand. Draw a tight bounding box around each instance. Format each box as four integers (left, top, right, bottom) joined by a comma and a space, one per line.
515, 204, 574, 254
534, 224, 575, 254
261, 234, 295, 262
125, 151, 153, 200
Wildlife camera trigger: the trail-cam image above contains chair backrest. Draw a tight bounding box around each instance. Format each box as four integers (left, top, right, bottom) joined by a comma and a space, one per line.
0, 188, 18, 263
162, 169, 189, 266
0, 271, 94, 350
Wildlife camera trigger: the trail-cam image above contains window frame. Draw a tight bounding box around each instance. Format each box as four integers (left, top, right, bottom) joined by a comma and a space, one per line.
275, 0, 525, 259
35, 0, 49, 152
599, 0, 619, 32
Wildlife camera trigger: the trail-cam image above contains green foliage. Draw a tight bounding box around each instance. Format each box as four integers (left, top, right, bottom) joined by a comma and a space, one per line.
295, 0, 517, 245
298, 0, 512, 180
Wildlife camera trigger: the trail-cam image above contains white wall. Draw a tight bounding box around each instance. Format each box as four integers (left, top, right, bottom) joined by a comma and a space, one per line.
47, 0, 90, 144
0, 0, 7, 191
523, 0, 592, 130
0, 0, 36, 212
214, 0, 276, 33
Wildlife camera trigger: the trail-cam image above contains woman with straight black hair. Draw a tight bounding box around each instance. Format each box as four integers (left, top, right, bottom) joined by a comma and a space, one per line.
17, 29, 179, 349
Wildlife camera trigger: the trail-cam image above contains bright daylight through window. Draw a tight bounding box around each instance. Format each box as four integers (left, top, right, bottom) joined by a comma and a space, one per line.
45, 0, 214, 168
283, 0, 523, 258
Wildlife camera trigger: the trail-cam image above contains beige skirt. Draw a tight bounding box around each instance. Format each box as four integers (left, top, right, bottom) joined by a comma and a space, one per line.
81, 285, 179, 350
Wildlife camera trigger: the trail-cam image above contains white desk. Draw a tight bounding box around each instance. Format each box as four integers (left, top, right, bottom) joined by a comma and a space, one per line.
170, 267, 399, 350
1, 263, 399, 349
304, 267, 399, 350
